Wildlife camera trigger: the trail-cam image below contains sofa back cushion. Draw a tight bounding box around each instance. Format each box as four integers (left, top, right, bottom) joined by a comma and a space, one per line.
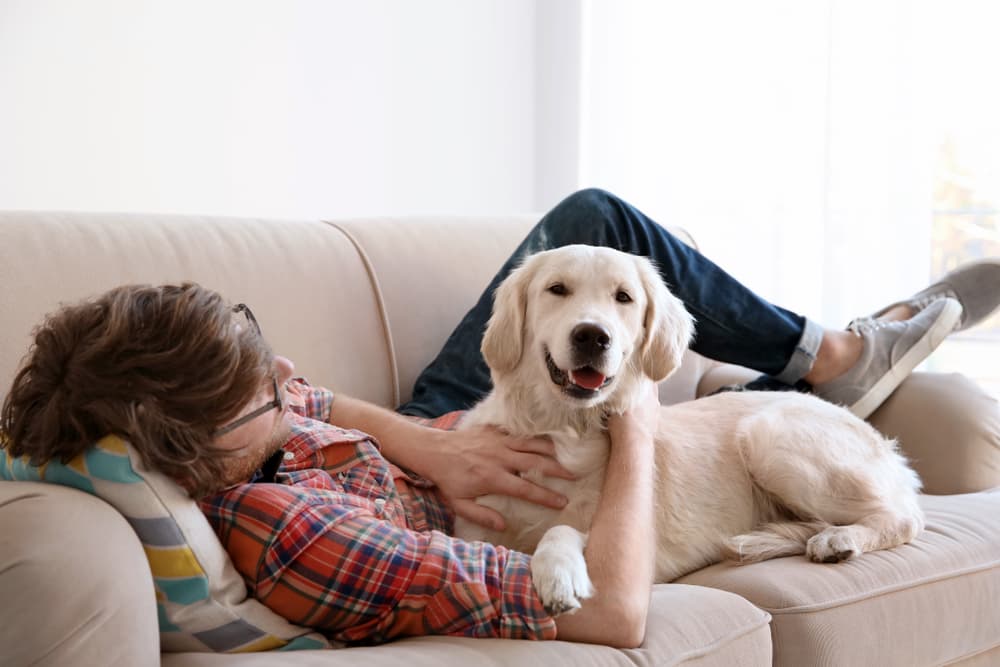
332, 215, 716, 407
0, 211, 395, 407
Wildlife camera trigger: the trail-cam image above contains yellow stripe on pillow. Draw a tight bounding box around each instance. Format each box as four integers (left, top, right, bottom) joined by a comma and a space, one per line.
144, 545, 206, 578
65, 452, 88, 476
96, 434, 130, 455
233, 635, 288, 653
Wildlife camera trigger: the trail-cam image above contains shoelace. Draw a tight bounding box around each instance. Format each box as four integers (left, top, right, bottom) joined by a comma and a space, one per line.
847, 316, 900, 336
846, 288, 960, 335
913, 288, 958, 309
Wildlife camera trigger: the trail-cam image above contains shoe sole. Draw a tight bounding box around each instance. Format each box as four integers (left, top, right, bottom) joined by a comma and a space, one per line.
929, 258, 1000, 331
898, 258, 1000, 331
849, 298, 963, 419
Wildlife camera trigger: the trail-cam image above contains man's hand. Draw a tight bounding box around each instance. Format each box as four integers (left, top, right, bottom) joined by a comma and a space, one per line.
326, 395, 575, 531
420, 425, 575, 531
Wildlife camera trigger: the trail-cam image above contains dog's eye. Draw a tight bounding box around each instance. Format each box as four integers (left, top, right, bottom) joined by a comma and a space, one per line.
616, 290, 633, 303
548, 283, 568, 296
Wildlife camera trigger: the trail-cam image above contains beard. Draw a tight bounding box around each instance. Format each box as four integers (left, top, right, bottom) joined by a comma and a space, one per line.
214, 418, 294, 490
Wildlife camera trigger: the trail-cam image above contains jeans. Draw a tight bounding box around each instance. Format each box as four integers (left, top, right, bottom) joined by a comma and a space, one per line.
397, 188, 822, 418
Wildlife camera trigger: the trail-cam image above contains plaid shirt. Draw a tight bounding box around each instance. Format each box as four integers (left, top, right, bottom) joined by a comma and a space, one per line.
199, 379, 556, 644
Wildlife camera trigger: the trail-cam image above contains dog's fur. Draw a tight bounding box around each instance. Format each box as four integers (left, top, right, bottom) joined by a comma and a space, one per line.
453, 244, 924, 615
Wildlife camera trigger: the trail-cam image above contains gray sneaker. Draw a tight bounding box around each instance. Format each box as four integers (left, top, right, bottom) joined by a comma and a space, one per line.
815, 297, 963, 418
850, 259, 1000, 333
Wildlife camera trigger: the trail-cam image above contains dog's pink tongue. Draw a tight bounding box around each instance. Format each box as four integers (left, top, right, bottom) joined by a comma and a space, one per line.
571, 368, 606, 390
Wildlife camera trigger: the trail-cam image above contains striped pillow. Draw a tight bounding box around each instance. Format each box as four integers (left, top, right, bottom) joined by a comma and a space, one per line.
0, 435, 335, 653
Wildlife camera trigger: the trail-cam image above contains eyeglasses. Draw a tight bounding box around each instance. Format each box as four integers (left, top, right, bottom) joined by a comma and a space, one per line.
213, 304, 283, 437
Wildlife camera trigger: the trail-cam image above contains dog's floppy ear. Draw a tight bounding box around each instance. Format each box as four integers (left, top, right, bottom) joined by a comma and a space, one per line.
637, 256, 695, 382
481, 255, 539, 374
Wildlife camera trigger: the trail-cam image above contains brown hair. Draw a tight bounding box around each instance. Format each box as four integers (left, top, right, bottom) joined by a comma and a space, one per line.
1, 283, 274, 497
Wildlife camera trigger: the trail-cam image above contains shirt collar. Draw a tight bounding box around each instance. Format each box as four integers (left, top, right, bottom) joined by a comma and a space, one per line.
250, 448, 285, 484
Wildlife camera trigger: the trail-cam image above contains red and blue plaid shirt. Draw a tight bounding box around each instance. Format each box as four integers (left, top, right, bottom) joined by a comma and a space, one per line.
198, 379, 556, 644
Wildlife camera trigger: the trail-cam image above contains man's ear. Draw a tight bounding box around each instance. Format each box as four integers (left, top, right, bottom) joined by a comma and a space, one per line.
637, 256, 695, 382
481, 256, 539, 374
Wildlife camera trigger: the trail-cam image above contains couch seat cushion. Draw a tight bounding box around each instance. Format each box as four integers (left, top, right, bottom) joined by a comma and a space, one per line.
162, 584, 772, 667
677, 490, 1000, 666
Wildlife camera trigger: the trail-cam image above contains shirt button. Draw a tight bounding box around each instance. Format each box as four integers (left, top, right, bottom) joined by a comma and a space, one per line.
282, 451, 294, 461
373, 498, 386, 514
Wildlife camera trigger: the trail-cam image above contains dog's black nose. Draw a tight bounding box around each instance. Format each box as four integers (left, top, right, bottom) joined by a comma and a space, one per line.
571, 323, 611, 355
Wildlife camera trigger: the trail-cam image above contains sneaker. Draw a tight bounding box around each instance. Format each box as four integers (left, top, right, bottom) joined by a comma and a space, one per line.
849, 259, 1000, 333
815, 297, 963, 419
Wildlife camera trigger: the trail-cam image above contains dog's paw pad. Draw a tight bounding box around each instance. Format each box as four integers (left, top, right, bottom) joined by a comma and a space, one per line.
806, 529, 861, 563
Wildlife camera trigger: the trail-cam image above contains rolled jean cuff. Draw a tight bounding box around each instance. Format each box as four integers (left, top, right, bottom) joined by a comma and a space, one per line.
774, 318, 823, 384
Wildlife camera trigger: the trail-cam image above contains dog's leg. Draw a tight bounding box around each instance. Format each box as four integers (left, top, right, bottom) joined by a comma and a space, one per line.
530, 525, 594, 616
805, 511, 923, 563
726, 397, 924, 564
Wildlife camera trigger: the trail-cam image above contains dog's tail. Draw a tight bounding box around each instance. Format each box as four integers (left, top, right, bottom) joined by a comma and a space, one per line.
721, 521, 830, 564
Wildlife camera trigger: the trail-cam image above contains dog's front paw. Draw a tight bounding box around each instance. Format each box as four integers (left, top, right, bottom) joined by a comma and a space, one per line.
806, 528, 861, 563
530, 526, 594, 616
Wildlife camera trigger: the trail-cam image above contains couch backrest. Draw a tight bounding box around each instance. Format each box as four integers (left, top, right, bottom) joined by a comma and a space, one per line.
0, 212, 395, 405
0, 211, 712, 411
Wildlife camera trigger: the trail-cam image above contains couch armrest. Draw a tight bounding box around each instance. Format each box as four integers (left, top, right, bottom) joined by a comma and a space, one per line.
0, 482, 159, 666
869, 372, 1000, 495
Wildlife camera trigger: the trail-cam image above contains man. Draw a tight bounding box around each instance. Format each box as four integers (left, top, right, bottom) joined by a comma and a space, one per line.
3, 189, 999, 647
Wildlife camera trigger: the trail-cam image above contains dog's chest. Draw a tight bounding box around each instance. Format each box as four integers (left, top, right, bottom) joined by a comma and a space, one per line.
519, 430, 610, 539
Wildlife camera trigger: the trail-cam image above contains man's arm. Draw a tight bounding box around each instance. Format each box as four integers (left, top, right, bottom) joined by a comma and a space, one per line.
327, 395, 575, 530
205, 482, 557, 643
551, 383, 659, 648
327, 386, 660, 648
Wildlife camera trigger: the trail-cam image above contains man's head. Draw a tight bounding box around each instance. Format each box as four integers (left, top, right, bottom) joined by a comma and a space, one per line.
1, 283, 291, 497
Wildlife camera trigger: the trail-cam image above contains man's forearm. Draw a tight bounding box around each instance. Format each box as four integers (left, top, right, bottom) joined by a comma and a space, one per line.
553, 422, 657, 647
327, 395, 442, 475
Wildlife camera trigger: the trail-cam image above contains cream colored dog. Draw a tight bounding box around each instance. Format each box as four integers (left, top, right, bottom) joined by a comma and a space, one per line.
454, 244, 924, 615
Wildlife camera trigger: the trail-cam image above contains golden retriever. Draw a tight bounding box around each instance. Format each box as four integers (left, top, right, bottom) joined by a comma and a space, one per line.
453, 244, 924, 615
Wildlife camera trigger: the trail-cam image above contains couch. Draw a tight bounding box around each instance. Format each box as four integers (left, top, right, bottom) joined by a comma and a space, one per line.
0, 210, 998, 667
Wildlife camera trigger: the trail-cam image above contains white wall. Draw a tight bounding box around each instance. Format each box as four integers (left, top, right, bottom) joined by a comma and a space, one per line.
576, 0, 937, 327
0, 0, 552, 218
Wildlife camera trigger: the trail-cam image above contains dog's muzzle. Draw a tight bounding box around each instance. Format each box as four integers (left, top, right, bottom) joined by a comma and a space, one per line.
545, 345, 613, 399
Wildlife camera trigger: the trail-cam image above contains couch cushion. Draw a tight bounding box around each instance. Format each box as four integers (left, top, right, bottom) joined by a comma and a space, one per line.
0, 437, 333, 653
677, 490, 1000, 666
0, 482, 160, 667
0, 211, 395, 407
161, 584, 772, 667
329, 216, 714, 409
869, 372, 1000, 494
328, 215, 539, 407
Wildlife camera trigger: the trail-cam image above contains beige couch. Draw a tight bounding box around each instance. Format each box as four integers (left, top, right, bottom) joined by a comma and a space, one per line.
1, 211, 998, 667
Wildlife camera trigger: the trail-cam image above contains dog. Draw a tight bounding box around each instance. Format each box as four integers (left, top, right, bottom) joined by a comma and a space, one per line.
453, 244, 925, 615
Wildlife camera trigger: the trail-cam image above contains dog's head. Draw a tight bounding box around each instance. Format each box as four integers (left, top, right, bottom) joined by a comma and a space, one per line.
481, 244, 695, 408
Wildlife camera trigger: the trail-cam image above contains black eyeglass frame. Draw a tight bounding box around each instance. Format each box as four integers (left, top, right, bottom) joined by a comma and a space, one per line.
213, 304, 283, 437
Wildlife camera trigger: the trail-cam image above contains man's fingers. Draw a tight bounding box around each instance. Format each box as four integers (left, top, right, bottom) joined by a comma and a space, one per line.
511, 452, 575, 480
494, 474, 568, 510
453, 500, 507, 532
505, 435, 556, 456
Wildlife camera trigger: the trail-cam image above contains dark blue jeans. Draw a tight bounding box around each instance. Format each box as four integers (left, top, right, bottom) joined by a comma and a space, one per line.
397, 188, 820, 418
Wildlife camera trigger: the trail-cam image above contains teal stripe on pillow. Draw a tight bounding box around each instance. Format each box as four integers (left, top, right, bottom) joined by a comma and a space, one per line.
157, 603, 182, 633
277, 636, 328, 651
157, 576, 211, 605
0, 450, 41, 482
84, 447, 143, 483
40, 462, 96, 495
